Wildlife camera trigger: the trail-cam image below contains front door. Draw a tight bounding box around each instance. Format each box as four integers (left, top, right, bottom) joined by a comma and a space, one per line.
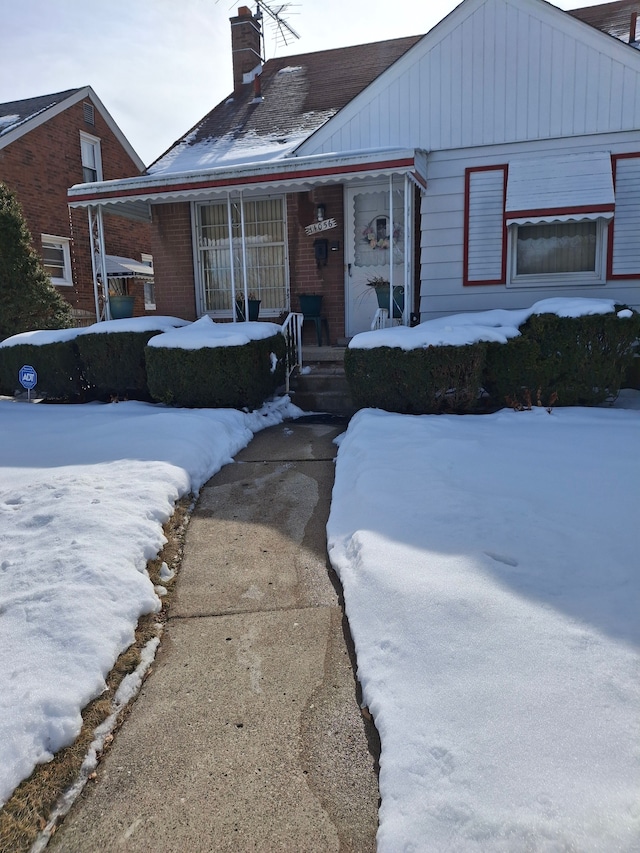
345, 183, 407, 337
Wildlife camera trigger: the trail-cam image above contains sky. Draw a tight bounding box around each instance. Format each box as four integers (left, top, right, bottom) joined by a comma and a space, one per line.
0, 305, 638, 846
1, 0, 610, 166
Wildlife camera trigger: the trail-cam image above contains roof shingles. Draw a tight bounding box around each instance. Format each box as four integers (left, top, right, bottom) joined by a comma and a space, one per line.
147, 35, 422, 175
0, 89, 82, 138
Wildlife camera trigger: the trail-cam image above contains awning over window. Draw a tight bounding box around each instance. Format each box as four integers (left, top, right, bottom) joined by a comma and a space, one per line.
99, 255, 154, 279
505, 152, 614, 226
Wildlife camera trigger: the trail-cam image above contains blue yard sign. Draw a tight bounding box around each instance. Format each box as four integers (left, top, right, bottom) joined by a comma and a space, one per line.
19, 365, 37, 400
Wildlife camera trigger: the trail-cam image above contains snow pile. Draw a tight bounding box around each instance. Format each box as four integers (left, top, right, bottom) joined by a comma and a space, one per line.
349, 296, 628, 350
328, 404, 640, 851
0, 316, 189, 348
147, 314, 282, 350
0, 395, 299, 806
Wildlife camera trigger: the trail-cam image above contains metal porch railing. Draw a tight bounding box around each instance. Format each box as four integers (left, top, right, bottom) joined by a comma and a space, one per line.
281, 311, 303, 393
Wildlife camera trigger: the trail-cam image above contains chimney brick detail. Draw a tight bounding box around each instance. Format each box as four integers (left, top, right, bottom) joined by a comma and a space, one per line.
230, 7, 262, 90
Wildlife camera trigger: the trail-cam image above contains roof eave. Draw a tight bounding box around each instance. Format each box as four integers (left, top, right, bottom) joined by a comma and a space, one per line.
68, 147, 428, 209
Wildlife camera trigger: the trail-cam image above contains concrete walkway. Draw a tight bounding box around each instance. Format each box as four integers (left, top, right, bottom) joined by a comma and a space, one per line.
49, 419, 380, 852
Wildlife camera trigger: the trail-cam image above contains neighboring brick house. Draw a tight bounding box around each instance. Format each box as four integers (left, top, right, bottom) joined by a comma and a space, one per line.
69, 0, 640, 341
0, 87, 153, 324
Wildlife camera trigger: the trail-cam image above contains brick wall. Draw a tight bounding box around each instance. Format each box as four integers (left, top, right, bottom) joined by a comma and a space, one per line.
0, 94, 151, 319
151, 203, 197, 320
287, 186, 345, 345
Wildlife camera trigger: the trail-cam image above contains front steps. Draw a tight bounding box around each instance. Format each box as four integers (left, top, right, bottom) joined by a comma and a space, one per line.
289, 347, 356, 417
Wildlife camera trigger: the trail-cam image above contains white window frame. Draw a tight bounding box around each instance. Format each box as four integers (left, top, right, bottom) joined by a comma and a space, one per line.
192, 195, 290, 319
80, 131, 103, 183
141, 253, 156, 309
507, 218, 608, 288
41, 235, 72, 286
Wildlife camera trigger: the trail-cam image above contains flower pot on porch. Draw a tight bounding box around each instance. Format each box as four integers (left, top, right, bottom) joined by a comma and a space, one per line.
235, 299, 261, 322
109, 295, 135, 319
374, 284, 404, 319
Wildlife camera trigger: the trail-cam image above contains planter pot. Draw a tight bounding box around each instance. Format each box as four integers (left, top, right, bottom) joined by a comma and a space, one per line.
374, 285, 404, 319
299, 294, 323, 317
109, 295, 135, 319
235, 299, 261, 322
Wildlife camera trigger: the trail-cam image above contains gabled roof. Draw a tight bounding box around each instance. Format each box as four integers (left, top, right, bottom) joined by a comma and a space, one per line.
0, 86, 145, 171
0, 88, 82, 138
147, 35, 422, 176
568, 0, 640, 45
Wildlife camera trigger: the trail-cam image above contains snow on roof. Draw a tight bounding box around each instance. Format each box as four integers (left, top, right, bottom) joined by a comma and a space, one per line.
349, 298, 628, 350
0, 89, 82, 138
147, 35, 422, 177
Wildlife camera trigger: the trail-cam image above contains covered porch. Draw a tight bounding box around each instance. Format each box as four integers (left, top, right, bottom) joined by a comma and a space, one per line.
68, 147, 427, 340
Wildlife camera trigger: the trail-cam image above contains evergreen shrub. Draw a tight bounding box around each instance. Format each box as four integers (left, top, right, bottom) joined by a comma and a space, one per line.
0, 340, 84, 399
145, 333, 286, 409
0, 183, 72, 340
345, 342, 487, 414
485, 310, 640, 407
76, 330, 161, 401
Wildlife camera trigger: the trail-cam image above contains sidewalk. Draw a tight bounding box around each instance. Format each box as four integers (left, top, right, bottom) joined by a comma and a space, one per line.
49, 418, 379, 852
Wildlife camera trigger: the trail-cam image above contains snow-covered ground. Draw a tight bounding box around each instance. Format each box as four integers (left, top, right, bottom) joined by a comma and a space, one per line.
1, 301, 639, 849
0, 395, 298, 808
328, 394, 640, 851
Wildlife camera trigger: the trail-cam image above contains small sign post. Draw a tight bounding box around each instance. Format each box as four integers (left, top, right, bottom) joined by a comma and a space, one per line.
18, 364, 37, 402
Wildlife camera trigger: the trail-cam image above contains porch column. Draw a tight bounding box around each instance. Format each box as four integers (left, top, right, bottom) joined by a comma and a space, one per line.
226, 193, 237, 320
403, 173, 411, 326
388, 175, 394, 320
88, 205, 110, 321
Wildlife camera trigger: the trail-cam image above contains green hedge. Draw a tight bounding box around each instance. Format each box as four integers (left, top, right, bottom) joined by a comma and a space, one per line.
345, 309, 640, 414
484, 310, 640, 407
345, 343, 487, 414
145, 333, 286, 409
75, 329, 161, 401
0, 339, 85, 399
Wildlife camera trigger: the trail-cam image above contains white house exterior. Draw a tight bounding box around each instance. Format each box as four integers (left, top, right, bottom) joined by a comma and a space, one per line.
68, 0, 640, 336
296, 0, 640, 319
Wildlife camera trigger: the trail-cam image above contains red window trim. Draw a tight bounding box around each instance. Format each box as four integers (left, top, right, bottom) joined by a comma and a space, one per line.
608, 152, 640, 280
463, 165, 508, 287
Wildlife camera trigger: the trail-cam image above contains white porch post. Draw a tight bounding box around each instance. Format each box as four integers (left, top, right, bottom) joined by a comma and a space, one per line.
239, 192, 249, 310
388, 174, 394, 320
404, 173, 411, 326
88, 205, 110, 321
226, 193, 237, 321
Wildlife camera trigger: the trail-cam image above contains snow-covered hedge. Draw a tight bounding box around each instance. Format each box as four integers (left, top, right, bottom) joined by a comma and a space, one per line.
345, 298, 640, 414
145, 317, 286, 409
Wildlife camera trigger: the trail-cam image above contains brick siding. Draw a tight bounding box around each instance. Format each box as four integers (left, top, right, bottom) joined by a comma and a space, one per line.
0, 95, 151, 319
287, 186, 345, 345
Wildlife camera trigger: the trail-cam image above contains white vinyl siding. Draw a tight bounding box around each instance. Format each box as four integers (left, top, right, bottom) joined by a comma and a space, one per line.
297, 0, 640, 158
611, 155, 640, 276
465, 167, 505, 284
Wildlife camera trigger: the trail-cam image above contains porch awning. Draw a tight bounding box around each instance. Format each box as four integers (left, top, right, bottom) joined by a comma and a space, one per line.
67, 148, 428, 217
99, 255, 154, 279
505, 152, 615, 225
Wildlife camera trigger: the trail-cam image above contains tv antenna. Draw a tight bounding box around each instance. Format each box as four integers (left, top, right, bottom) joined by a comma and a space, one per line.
254, 1, 300, 49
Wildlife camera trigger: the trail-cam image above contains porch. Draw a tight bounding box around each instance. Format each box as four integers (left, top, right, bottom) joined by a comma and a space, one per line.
68, 148, 427, 340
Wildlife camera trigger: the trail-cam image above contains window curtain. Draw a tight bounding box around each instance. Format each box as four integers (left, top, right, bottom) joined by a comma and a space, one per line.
515, 221, 597, 276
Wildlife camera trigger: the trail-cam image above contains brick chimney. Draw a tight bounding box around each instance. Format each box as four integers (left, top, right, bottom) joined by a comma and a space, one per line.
231, 6, 262, 90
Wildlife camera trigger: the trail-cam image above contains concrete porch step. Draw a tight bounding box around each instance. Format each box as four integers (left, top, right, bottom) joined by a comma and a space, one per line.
290, 348, 356, 417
